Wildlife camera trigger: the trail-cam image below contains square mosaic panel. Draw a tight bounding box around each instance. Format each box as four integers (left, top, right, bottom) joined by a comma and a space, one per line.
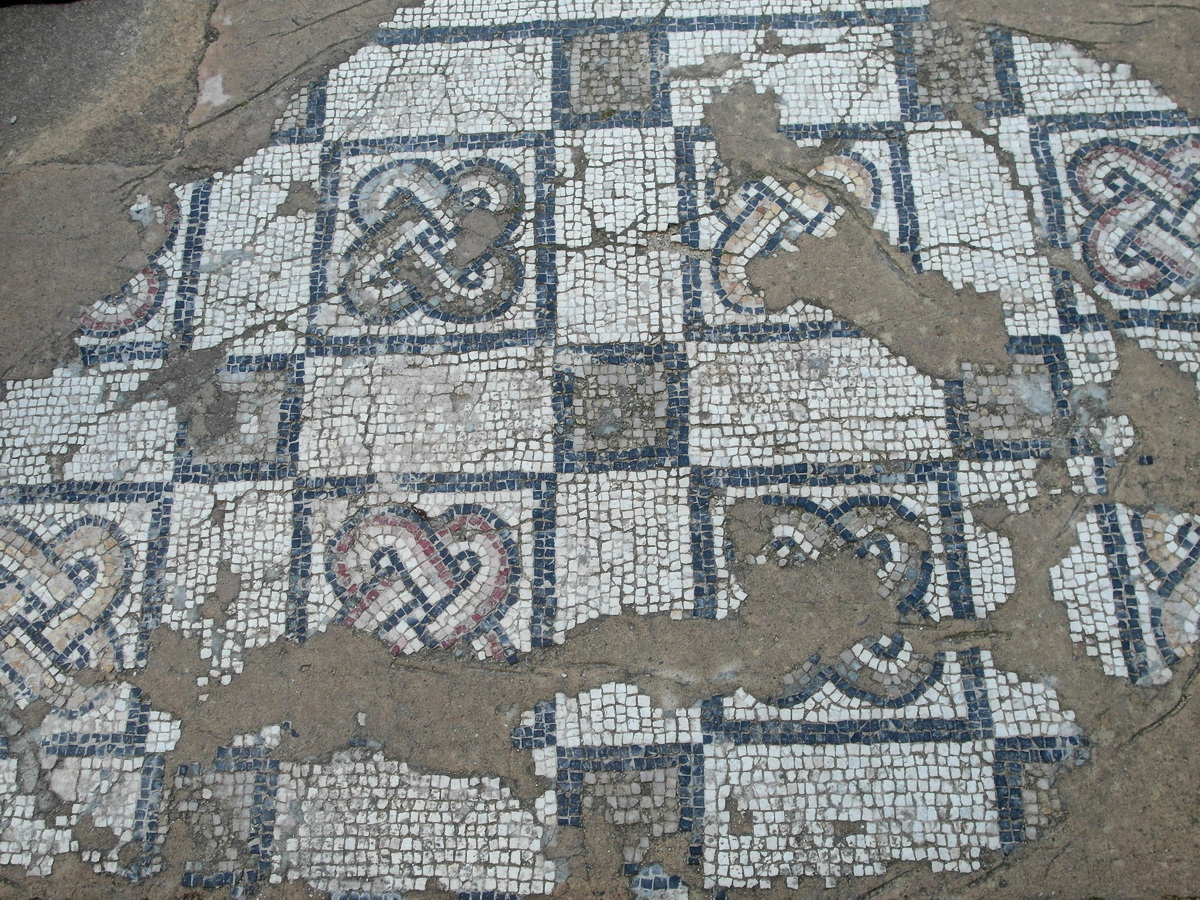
310, 136, 555, 347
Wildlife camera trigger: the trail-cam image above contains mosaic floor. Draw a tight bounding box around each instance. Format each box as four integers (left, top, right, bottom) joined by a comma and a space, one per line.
1, 0, 1199, 896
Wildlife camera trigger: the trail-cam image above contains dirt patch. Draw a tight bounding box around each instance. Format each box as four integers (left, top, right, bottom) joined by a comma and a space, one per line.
749, 219, 1014, 377
1106, 333, 1200, 512
0, 166, 154, 382
275, 181, 320, 218
703, 81, 835, 185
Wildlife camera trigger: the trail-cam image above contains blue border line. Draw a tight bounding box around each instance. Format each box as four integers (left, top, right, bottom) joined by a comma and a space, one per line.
981, 30, 1024, 118
270, 77, 328, 146
553, 744, 705, 828
994, 734, 1085, 852
127, 753, 167, 881
310, 329, 544, 357
1096, 502, 1151, 681
892, 22, 943, 123
1051, 267, 1109, 334
937, 472, 975, 619
690, 321, 863, 342
779, 122, 908, 141
888, 136, 922, 270
173, 179, 214, 352
534, 140, 558, 337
